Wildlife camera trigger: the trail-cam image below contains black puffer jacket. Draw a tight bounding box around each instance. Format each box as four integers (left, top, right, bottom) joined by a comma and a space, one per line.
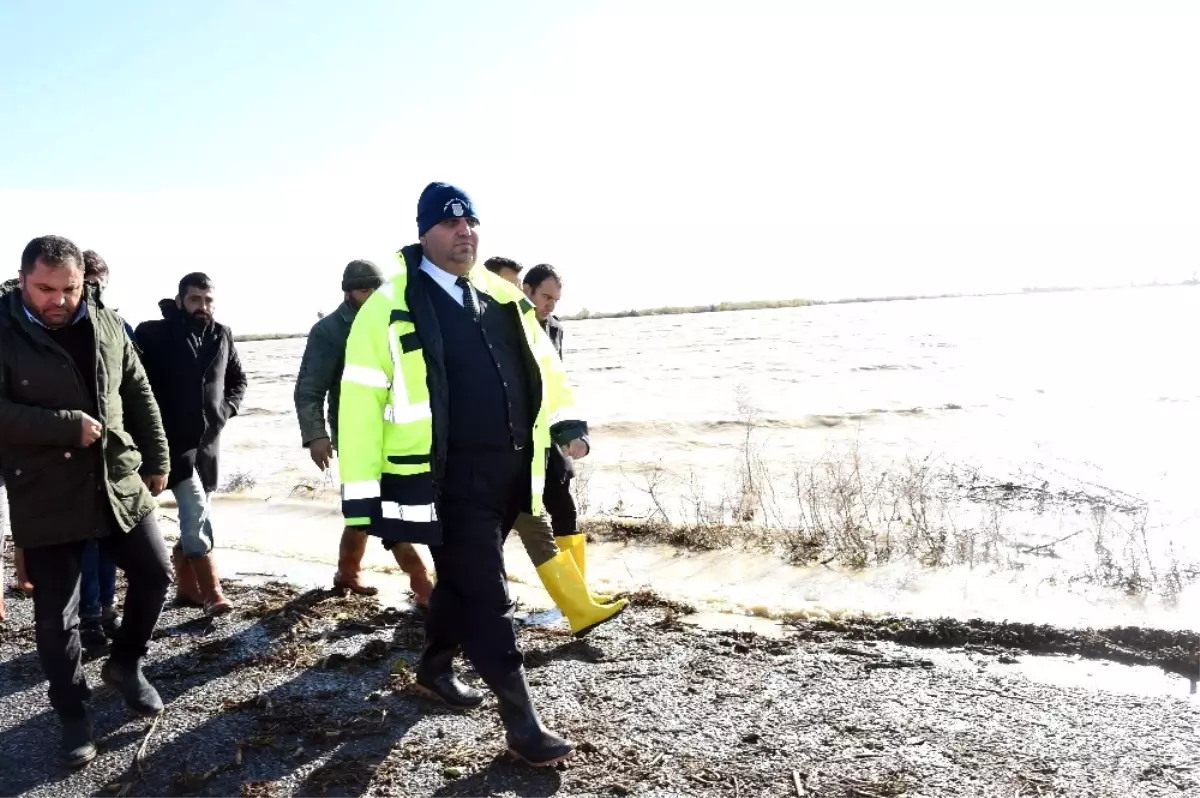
134, 300, 247, 491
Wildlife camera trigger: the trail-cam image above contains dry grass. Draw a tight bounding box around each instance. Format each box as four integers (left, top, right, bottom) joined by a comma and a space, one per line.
288, 470, 335, 500
585, 387, 1196, 603
218, 469, 259, 494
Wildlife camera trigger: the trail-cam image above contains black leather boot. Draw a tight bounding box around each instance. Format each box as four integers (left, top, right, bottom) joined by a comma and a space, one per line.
101, 605, 122, 639
60, 711, 97, 768
494, 669, 575, 766
79, 618, 107, 651
101, 657, 164, 717
414, 641, 484, 710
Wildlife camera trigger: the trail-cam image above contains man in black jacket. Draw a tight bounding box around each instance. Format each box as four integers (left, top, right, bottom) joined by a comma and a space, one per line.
135, 273, 247, 616
0, 235, 173, 767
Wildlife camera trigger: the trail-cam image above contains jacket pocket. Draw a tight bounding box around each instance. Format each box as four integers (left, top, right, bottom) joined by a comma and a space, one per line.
110, 471, 149, 502
4, 451, 89, 526
104, 427, 143, 480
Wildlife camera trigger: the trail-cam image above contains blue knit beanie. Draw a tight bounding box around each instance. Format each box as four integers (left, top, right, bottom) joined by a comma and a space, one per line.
417, 182, 478, 236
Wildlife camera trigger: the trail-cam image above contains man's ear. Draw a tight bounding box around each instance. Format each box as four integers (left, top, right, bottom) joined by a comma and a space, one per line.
175, 296, 184, 309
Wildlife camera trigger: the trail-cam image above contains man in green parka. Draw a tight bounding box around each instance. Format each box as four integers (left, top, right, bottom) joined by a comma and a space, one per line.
0, 235, 173, 769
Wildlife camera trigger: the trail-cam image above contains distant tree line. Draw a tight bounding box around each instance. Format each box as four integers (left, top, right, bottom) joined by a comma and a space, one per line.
559, 280, 1199, 322
230, 279, 1200, 339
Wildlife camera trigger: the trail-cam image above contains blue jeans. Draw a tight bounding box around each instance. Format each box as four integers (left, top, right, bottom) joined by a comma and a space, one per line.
174, 470, 214, 558
80, 540, 118, 620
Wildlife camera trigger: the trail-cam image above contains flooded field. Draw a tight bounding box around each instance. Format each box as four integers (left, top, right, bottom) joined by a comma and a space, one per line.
213, 287, 1200, 631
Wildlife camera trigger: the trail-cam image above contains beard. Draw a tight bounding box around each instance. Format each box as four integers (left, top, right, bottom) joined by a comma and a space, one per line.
187, 310, 212, 330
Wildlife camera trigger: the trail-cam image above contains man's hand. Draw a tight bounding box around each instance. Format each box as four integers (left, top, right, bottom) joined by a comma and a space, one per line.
142, 474, 168, 496
563, 438, 589, 459
309, 437, 334, 471
80, 412, 103, 447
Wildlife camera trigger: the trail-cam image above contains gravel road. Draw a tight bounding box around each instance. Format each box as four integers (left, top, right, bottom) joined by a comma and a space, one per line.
2, 573, 1199, 797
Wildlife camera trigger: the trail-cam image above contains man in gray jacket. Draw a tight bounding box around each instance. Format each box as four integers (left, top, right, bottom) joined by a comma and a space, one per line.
294, 260, 434, 604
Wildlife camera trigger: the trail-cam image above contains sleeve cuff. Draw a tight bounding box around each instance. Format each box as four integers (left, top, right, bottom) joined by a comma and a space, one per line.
550, 419, 589, 447
342, 497, 381, 523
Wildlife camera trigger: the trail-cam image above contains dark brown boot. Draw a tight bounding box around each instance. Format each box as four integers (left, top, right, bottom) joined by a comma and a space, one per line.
12, 547, 33, 596
171, 544, 203, 607
333, 525, 379, 595
190, 554, 231, 616
333, 527, 378, 596
392, 543, 433, 607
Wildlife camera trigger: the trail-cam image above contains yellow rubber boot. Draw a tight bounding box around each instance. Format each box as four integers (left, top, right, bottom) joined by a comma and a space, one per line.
536, 550, 628, 637
556, 534, 612, 603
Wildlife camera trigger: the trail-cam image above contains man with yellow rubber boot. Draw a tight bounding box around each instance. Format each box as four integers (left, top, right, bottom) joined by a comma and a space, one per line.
338, 183, 593, 767
484, 258, 626, 633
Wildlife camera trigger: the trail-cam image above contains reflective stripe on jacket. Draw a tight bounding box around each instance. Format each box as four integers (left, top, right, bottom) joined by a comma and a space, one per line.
337, 245, 587, 545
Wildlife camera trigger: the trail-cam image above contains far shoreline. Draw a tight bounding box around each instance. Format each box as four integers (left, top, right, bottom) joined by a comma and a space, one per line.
233, 279, 1198, 342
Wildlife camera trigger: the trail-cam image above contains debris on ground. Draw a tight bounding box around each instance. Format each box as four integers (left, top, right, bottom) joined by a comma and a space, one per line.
2, 572, 1199, 797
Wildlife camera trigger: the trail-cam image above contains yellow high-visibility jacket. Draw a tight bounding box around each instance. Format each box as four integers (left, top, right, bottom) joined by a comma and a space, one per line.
337, 244, 587, 544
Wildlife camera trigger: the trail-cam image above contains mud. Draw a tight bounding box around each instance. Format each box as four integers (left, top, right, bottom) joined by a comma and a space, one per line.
2, 575, 1200, 797
786, 616, 1200, 679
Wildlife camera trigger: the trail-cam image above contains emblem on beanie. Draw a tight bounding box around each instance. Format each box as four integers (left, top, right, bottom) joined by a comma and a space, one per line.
446, 199, 465, 217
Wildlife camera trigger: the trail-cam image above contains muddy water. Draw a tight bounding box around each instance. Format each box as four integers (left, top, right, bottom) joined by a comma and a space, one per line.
183, 496, 1199, 636
214, 286, 1200, 633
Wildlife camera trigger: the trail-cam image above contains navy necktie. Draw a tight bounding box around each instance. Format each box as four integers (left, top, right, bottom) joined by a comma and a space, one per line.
455, 276, 480, 322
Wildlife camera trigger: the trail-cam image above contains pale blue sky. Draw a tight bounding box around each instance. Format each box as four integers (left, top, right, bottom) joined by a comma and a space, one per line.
2, 0, 1197, 333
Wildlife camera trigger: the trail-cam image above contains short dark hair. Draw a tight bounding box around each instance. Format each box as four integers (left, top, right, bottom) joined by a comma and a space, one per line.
82, 250, 109, 281
20, 235, 83, 275
484, 256, 522, 277
523, 263, 562, 290
178, 272, 214, 298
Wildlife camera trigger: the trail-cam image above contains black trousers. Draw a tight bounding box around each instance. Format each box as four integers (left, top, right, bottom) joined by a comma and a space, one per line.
22, 513, 172, 718
543, 473, 579, 535
544, 444, 578, 535
426, 447, 530, 688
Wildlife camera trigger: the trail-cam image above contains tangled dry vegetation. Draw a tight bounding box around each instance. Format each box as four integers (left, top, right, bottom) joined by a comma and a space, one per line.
586, 387, 1196, 604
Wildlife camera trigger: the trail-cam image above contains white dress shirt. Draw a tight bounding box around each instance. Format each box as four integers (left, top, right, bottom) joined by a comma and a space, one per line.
420, 257, 479, 309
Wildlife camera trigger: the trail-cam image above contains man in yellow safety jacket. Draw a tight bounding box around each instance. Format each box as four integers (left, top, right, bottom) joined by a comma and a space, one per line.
337, 182, 595, 767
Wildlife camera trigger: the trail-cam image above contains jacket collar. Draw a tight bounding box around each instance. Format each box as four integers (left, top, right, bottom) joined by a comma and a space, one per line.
396, 243, 531, 310
23, 300, 89, 329
2, 280, 101, 334
159, 297, 220, 336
